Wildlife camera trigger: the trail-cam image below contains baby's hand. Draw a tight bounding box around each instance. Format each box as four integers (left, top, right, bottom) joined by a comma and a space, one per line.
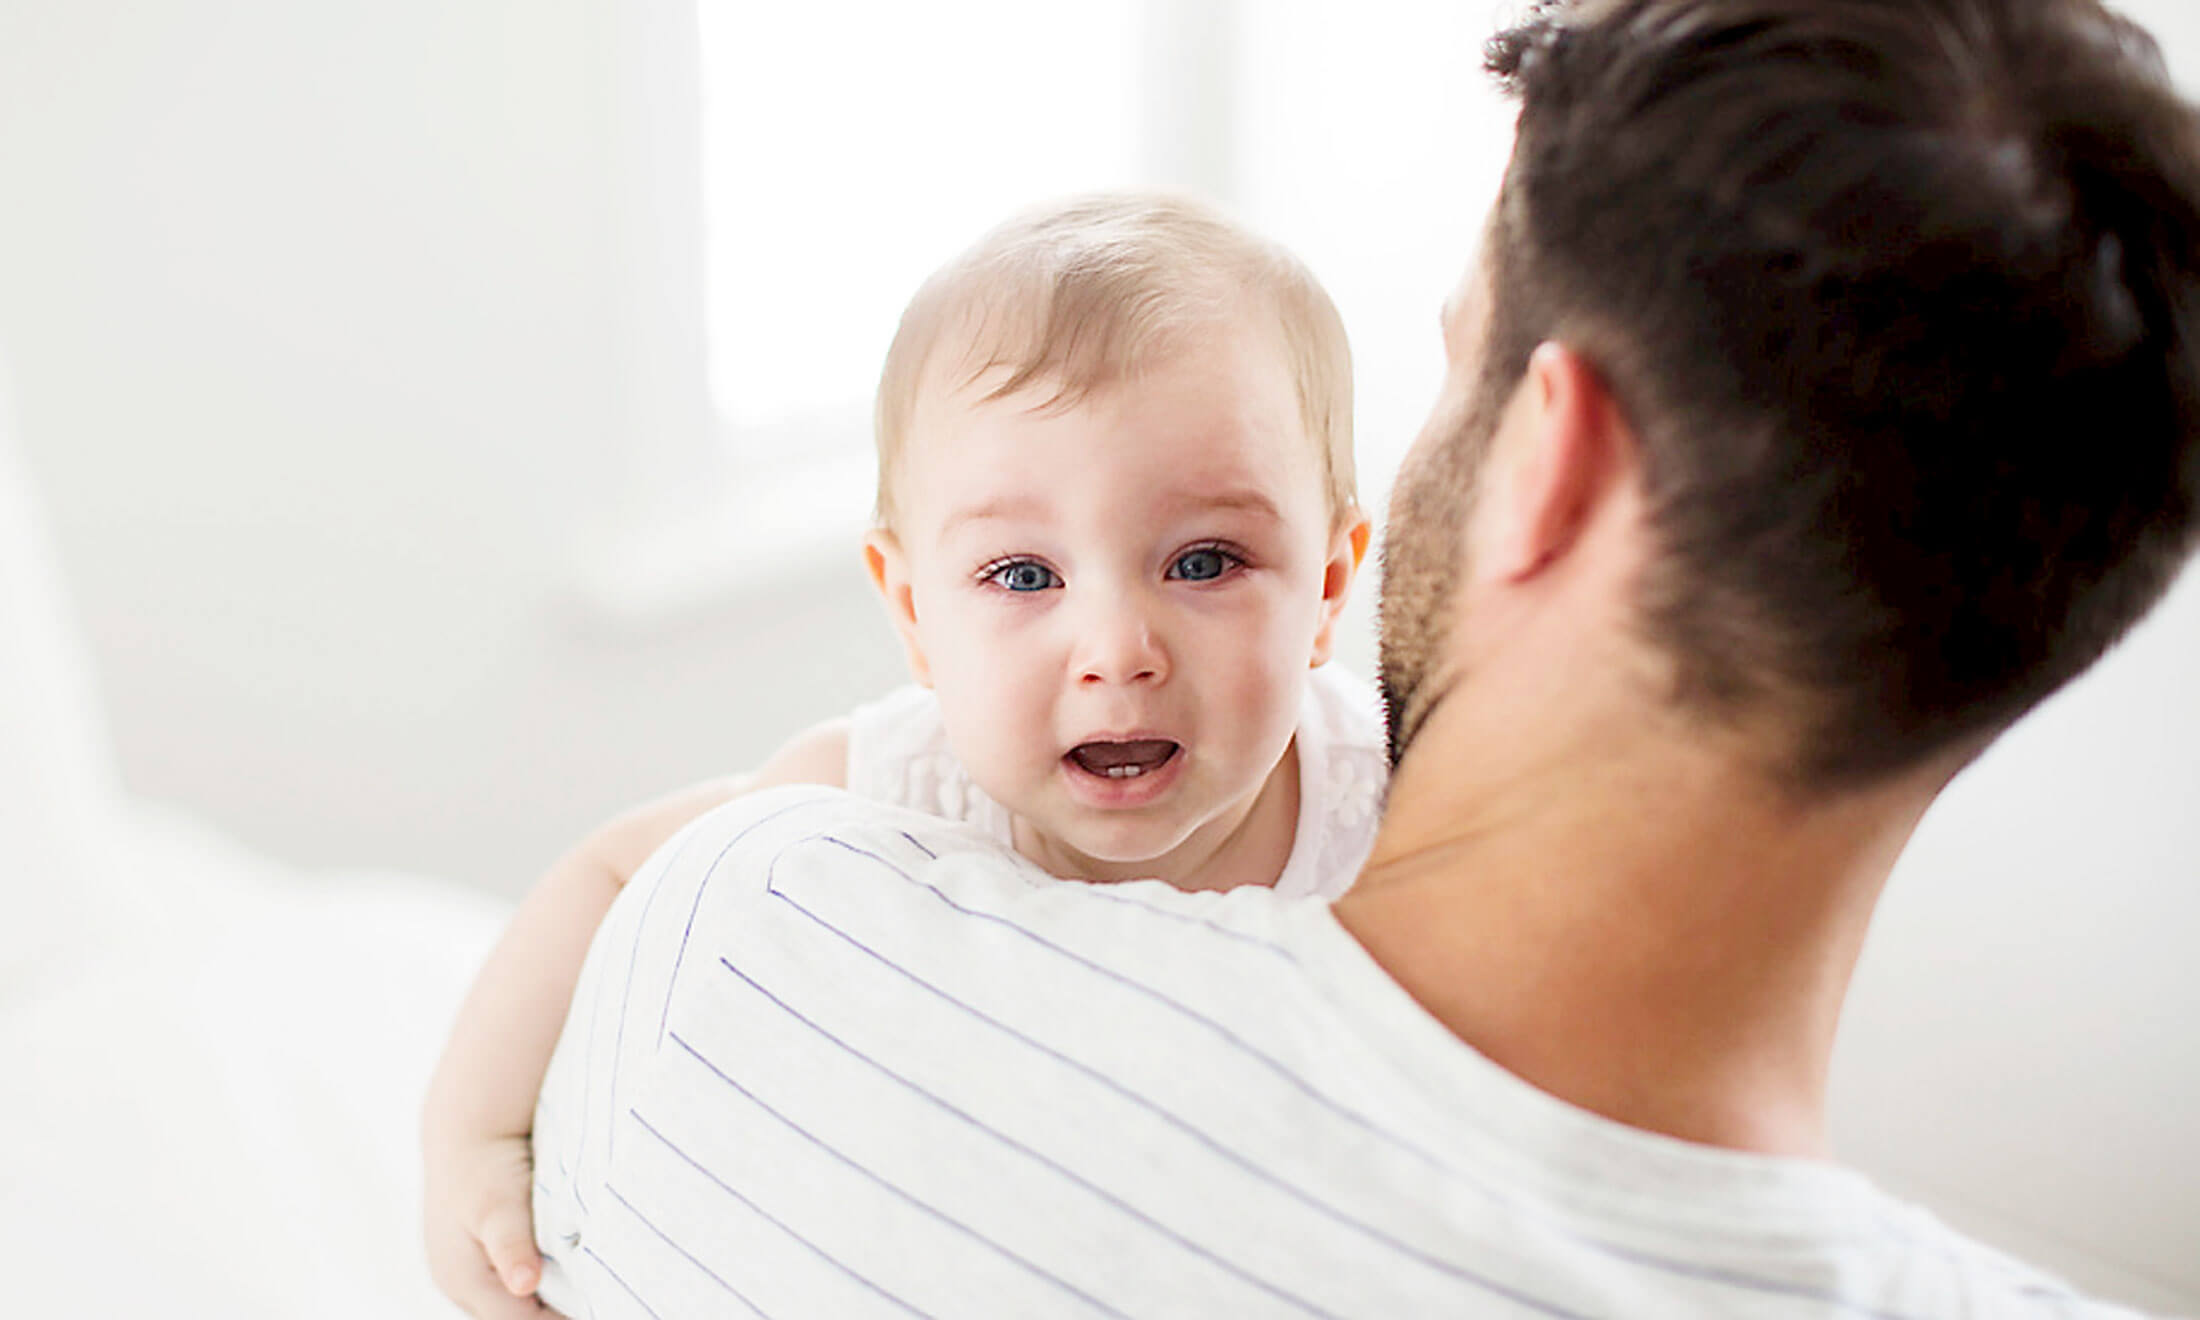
423, 1131, 562, 1318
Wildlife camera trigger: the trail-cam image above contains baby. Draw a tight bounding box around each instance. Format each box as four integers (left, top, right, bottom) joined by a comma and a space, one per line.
420, 192, 1387, 1315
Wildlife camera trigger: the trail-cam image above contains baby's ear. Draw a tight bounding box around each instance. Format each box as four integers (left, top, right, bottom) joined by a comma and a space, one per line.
1310, 511, 1373, 667
863, 528, 933, 687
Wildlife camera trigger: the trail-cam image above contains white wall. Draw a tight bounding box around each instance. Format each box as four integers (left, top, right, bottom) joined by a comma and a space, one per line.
1831, 566, 2200, 1309
0, 0, 907, 892
0, 0, 2193, 1309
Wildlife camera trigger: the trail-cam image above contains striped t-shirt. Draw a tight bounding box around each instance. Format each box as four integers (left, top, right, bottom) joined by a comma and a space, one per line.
532, 787, 2138, 1319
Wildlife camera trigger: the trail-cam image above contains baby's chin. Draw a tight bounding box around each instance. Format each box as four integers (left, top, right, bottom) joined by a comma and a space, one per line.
1009, 802, 1211, 885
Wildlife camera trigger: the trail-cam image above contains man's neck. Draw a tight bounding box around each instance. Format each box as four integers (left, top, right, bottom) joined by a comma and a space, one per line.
1333, 696, 1939, 1158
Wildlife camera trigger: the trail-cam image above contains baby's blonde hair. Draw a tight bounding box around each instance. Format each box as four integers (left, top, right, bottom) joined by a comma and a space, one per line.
873, 193, 1355, 529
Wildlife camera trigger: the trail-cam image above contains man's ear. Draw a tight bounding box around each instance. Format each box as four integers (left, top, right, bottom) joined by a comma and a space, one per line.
1310, 510, 1373, 666
862, 528, 932, 687
1490, 342, 1629, 583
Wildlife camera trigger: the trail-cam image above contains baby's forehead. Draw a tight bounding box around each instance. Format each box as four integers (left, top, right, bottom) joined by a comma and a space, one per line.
928, 286, 1294, 399
897, 356, 1331, 538
874, 270, 1354, 539
912, 316, 1309, 445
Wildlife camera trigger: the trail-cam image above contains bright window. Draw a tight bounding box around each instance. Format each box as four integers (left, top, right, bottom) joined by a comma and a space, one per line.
697, 3, 1147, 457
694, 1, 1513, 490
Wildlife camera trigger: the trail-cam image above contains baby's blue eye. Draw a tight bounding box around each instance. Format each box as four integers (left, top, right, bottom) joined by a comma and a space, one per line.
1170, 548, 1233, 582
990, 561, 1060, 592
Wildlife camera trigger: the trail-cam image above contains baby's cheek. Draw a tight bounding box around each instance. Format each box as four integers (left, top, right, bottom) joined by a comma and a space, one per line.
1213, 633, 1303, 742
923, 612, 1012, 693
933, 648, 1045, 767
930, 685, 1027, 805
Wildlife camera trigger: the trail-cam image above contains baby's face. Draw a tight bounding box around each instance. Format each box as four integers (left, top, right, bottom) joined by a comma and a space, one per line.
875, 317, 1358, 877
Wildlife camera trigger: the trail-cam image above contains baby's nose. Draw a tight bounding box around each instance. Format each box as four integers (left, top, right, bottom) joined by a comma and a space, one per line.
1075, 609, 1168, 687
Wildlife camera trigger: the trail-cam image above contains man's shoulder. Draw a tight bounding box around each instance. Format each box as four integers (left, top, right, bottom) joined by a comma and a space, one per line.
656, 785, 1314, 953
1859, 1199, 2159, 1318
592, 786, 1026, 975
661, 784, 1012, 880
688, 782, 980, 842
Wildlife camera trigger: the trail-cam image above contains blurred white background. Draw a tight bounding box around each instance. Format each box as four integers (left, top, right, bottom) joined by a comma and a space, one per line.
0, 0, 2193, 1311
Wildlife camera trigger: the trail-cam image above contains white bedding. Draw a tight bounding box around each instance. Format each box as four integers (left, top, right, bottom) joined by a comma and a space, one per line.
0, 807, 504, 1319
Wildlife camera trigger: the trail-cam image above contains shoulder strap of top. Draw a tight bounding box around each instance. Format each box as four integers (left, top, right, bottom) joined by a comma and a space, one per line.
1271, 666, 1388, 900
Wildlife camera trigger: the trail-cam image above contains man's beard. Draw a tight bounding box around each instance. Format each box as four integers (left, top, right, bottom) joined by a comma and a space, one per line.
1377, 386, 1504, 771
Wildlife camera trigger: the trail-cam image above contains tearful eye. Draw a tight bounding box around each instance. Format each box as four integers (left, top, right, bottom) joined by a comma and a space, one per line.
1170, 548, 1233, 582
988, 560, 1060, 592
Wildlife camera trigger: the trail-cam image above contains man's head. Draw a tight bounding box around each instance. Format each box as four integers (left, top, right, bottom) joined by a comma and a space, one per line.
1382, 0, 2200, 791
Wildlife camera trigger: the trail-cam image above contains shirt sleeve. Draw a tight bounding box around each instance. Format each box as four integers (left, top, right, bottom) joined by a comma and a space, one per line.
532, 788, 841, 1313
528, 785, 996, 1318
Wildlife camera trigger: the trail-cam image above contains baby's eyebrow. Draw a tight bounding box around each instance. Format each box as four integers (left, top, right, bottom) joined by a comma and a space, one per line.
1172, 488, 1285, 521
940, 495, 1046, 535
942, 489, 1283, 532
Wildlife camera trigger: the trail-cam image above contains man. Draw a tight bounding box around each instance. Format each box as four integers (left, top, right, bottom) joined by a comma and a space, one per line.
531, 1, 2200, 1314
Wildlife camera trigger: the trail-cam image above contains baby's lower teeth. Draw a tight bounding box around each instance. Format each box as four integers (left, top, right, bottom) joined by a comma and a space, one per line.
1104, 764, 1146, 779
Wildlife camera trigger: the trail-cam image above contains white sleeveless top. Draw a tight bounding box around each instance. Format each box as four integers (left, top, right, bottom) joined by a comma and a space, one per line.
843, 664, 1387, 900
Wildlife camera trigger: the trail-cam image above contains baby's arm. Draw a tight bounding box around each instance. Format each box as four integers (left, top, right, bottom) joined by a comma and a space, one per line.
421, 720, 847, 1318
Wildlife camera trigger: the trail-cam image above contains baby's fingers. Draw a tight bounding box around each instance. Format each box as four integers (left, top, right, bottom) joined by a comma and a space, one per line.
478, 1202, 545, 1297
462, 1267, 556, 1320
426, 1216, 557, 1320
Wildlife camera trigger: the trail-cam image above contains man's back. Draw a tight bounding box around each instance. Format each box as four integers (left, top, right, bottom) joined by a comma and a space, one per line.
532, 788, 2137, 1319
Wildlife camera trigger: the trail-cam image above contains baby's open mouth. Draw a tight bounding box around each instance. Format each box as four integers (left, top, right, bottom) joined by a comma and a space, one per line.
1066, 739, 1182, 779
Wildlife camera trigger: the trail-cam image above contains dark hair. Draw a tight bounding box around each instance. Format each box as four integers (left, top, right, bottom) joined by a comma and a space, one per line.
1481, 0, 2200, 786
